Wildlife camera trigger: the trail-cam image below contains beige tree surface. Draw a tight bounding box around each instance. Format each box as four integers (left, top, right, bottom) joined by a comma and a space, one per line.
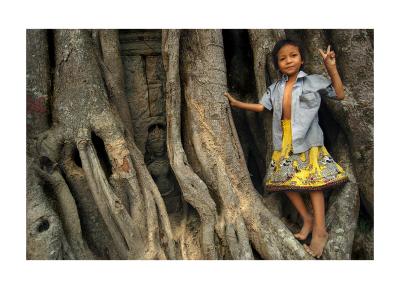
26, 29, 373, 260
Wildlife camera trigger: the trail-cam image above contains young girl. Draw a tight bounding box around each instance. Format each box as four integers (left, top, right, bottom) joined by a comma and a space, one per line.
224, 39, 348, 258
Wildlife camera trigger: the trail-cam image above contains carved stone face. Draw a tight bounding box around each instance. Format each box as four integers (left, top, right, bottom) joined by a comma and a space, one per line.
147, 140, 165, 156
146, 125, 166, 156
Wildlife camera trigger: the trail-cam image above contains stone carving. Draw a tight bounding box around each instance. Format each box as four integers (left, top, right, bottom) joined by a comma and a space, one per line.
145, 124, 181, 213
120, 30, 181, 213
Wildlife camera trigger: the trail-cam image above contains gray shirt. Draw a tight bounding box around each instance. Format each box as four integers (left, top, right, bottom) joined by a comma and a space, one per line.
259, 70, 337, 154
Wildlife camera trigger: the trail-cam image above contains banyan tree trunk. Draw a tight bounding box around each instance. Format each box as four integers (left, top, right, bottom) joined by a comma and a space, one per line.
27, 29, 70, 259
301, 29, 374, 217
27, 28, 373, 260
177, 29, 312, 259
28, 29, 175, 259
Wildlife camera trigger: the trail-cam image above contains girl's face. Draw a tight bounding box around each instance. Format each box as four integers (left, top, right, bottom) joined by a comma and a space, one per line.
277, 44, 303, 77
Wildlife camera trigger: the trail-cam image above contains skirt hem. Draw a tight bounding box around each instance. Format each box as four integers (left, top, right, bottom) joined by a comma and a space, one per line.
265, 176, 349, 193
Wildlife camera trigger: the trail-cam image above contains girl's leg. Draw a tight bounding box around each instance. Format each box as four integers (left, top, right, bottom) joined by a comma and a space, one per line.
285, 191, 313, 240
304, 190, 329, 258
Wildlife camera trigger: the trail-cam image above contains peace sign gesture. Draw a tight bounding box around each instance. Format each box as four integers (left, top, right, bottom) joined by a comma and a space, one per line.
319, 45, 336, 69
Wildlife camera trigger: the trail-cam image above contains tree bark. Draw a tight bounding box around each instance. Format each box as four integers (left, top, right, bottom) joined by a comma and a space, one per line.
329, 30, 373, 216
98, 29, 135, 137
180, 29, 312, 259
33, 29, 176, 259
323, 132, 360, 259
27, 29, 67, 259
27, 29, 373, 260
27, 29, 51, 137
162, 29, 219, 259
302, 29, 374, 216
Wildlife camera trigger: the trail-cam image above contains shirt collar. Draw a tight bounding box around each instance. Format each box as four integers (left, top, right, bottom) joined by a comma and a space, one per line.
281, 70, 308, 82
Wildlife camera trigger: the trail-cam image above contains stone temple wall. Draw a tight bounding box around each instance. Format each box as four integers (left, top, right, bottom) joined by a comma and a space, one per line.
120, 29, 181, 213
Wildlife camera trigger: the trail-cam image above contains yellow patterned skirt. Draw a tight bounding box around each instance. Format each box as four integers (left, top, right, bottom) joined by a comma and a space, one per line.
265, 119, 348, 192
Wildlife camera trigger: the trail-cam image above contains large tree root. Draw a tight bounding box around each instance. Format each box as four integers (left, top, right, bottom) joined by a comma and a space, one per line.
96, 29, 176, 259
127, 138, 176, 259
323, 132, 360, 259
34, 157, 94, 259
162, 29, 218, 259
301, 29, 373, 217
178, 29, 312, 259
61, 142, 121, 259
27, 157, 66, 259
33, 29, 177, 259
76, 130, 144, 258
215, 157, 253, 259
76, 126, 178, 259
28, 29, 371, 260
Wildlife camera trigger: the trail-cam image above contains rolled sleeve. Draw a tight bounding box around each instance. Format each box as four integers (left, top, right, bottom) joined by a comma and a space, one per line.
318, 83, 337, 98
305, 75, 337, 99
259, 88, 273, 110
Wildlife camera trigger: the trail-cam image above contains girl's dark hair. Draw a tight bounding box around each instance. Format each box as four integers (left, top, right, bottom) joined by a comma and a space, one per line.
271, 39, 305, 72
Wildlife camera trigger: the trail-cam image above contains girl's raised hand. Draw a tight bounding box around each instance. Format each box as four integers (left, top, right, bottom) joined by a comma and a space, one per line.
319, 45, 336, 69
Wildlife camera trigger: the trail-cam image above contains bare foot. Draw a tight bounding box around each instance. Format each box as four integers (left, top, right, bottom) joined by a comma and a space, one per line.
303, 230, 329, 259
294, 216, 313, 241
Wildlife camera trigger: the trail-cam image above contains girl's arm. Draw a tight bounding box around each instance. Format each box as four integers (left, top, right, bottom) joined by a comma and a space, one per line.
319, 46, 345, 100
224, 92, 265, 112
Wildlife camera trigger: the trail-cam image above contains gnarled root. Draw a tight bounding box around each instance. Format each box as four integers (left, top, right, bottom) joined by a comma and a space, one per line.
34, 157, 94, 259
163, 29, 218, 259
324, 132, 360, 259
